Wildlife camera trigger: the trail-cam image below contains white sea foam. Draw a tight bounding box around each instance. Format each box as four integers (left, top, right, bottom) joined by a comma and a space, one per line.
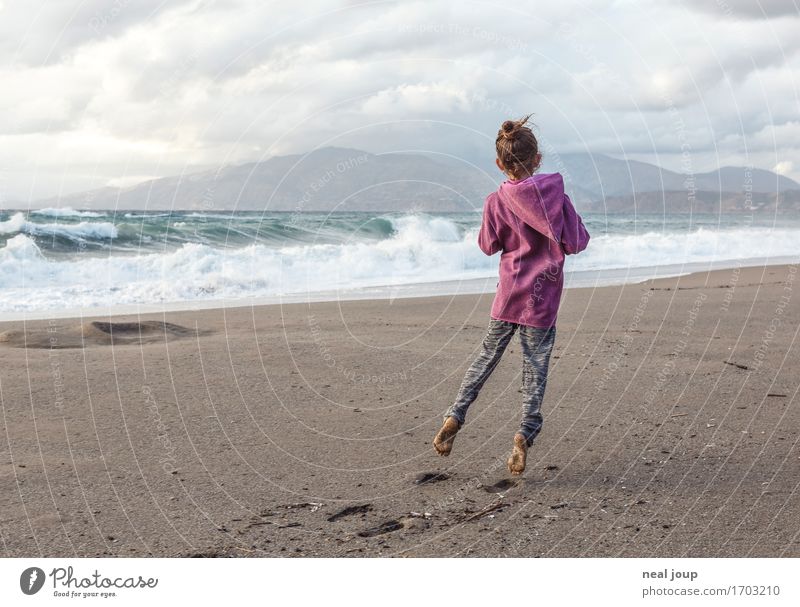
31, 207, 104, 218
0, 212, 118, 240
1, 214, 798, 313
568, 227, 800, 271
185, 212, 240, 219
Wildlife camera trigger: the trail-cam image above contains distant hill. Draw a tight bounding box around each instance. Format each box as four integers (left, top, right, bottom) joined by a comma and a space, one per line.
27, 147, 495, 213
16, 147, 800, 213
542, 153, 800, 204
587, 189, 800, 214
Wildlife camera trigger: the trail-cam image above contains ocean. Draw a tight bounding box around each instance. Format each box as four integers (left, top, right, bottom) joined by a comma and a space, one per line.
2, 207, 798, 319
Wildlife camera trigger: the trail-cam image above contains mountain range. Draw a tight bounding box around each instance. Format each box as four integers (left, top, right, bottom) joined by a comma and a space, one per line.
16, 147, 800, 213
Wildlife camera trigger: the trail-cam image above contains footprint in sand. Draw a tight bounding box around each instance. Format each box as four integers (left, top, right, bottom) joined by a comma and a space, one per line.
326, 504, 373, 523
483, 478, 521, 493
413, 472, 450, 485
357, 520, 404, 537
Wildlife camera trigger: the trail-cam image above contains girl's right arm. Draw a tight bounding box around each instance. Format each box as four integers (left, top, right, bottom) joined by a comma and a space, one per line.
478, 198, 502, 255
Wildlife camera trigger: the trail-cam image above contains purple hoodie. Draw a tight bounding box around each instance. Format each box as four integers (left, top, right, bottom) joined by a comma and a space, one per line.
478, 172, 590, 328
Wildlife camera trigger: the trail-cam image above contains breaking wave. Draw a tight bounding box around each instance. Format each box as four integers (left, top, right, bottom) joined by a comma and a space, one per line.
1, 210, 798, 313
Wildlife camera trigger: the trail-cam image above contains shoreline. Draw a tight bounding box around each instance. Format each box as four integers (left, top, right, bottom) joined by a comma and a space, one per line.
1, 255, 796, 324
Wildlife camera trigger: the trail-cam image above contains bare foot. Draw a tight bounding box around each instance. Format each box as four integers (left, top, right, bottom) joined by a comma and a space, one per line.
433, 417, 460, 456
507, 434, 528, 475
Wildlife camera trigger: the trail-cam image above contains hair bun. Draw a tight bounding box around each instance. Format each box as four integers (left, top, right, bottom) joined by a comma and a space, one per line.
501, 120, 517, 139
495, 114, 539, 179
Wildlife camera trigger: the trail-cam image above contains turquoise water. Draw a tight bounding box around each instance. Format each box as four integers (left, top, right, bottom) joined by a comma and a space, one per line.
1, 208, 798, 315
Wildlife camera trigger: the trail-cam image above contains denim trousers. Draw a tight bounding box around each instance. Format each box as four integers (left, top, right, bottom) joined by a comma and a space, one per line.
444, 319, 556, 447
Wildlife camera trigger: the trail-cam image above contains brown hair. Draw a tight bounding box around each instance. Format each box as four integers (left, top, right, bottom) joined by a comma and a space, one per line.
495, 114, 539, 180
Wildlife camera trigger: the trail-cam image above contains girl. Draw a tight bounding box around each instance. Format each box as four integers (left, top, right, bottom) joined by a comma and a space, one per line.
433, 115, 590, 475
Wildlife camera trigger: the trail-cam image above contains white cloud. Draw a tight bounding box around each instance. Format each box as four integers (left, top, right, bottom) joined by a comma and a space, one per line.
1, 0, 799, 200
362, 83, 475, 115
681, 0, 800, 19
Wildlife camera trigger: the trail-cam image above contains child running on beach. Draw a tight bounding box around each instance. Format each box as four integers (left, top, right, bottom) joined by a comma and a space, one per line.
433, 115, 590, 475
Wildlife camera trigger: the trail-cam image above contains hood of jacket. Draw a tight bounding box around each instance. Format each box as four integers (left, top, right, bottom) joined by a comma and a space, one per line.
497, 172, 566, 244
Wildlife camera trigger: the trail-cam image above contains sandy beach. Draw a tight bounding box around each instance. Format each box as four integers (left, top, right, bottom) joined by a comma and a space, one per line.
1, 263, 798, 558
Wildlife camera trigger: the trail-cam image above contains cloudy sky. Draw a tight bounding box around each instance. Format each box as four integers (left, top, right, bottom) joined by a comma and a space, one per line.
1, 0, 798, 201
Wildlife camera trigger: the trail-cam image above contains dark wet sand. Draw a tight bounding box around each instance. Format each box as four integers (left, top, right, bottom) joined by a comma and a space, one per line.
1, 263, 798, 557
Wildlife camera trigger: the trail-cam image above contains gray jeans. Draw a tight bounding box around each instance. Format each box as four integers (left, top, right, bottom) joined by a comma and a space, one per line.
444, 319, 556, 447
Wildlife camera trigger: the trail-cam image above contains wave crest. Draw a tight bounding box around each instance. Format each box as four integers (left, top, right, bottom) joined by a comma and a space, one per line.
32, 207, 104, 218
0, 212, 118, 240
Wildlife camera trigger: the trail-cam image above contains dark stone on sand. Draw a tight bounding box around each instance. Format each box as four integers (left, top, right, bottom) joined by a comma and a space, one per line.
0, 319, 201, 349
90, 320, 193, 336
